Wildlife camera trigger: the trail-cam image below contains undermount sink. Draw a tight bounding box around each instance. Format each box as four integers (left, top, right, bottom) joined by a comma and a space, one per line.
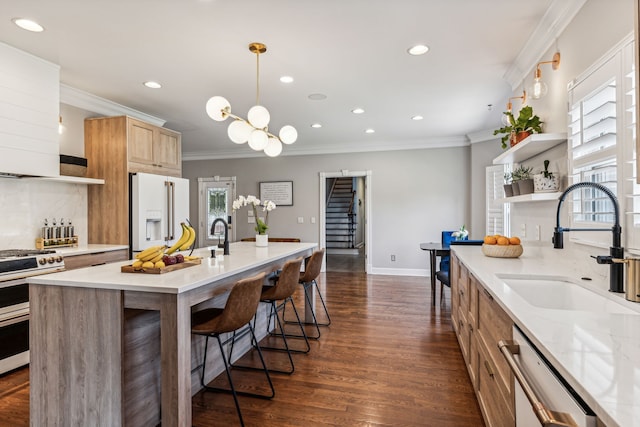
497, 275, 639, 315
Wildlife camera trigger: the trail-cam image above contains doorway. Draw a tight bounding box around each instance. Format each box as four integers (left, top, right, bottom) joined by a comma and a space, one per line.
197, 176, 236, 247
319, 171, 372, 273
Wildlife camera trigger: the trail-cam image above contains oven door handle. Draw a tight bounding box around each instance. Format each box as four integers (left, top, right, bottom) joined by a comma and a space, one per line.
498, 340, 578, 427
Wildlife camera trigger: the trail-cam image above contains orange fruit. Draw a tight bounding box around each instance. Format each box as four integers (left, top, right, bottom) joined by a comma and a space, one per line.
497, 236, 510, 245
509, 236, 521, 245
484, 236, 497, 245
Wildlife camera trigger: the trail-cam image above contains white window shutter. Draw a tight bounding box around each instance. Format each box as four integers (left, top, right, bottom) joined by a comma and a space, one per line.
486, 164, 510, 237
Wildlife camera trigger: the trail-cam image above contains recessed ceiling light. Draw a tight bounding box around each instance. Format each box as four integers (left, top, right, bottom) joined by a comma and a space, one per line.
12, 18, 44, 32
412, 115, 424, 121
408, 44, 429, 56
143, 81, 162, 89
365, 129, 375, 134
352, 108, 365, 114
308, 93, 327, 100
280, 76, 294, 83
311, 123, 322, 128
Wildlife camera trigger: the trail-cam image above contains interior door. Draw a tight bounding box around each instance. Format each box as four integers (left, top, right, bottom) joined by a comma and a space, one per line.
198, 177, 236, 247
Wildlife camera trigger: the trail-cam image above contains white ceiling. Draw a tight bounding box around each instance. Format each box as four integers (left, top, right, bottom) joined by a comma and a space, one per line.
1, 0, 578, 160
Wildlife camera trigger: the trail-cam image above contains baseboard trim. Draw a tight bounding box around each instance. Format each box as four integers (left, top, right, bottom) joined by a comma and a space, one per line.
369, 267, 429, 277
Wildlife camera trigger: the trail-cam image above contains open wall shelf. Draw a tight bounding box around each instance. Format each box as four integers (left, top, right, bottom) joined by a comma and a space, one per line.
493, 133, 567, 165
496, 192, 562, 204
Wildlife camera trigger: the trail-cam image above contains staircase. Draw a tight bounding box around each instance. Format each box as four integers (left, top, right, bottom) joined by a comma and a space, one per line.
326, 177, 356, 250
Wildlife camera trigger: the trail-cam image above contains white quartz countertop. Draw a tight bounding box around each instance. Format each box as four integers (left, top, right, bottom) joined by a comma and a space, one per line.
29, 242, 316, 294
453, 244, 640, 427
55, 244, 129, 256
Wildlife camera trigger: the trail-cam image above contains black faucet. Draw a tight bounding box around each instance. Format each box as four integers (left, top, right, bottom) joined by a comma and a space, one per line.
210, 218, 230, 255
553, 182, 624, 293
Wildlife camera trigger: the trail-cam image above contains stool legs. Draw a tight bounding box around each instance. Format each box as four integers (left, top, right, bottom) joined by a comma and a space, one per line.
284, 279, 331, 340
200, 322, 275, 427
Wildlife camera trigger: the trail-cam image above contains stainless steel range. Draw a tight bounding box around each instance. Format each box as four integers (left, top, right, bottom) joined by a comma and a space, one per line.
0, 249, 65, 374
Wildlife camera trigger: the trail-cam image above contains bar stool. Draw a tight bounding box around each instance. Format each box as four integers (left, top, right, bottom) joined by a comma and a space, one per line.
233, 257, 309, 375
285, 248, 331, 340
191, 272, 274, 427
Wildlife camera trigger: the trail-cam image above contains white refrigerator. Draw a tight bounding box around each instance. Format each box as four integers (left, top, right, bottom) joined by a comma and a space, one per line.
130, 172, 190, 253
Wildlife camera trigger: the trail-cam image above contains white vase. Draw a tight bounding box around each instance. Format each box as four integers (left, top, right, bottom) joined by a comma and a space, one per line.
533, 174, 559, 192
255, 234, 268, 247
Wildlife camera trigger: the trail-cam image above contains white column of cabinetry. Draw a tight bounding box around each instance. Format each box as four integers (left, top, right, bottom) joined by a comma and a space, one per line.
0, 42, 60, 176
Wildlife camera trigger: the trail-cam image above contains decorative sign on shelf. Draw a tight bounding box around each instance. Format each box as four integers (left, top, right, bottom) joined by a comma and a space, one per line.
259, 181, 293, 206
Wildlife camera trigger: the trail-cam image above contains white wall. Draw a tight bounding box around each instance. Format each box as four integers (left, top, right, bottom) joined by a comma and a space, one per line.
183, 146, 471, 274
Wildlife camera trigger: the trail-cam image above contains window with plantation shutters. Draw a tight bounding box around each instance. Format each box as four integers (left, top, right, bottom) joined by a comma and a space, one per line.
486, 164, 510, 236
567, 35, 639, 251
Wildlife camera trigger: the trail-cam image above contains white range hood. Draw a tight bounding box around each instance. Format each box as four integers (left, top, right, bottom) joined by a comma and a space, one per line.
0, 42, 60, 177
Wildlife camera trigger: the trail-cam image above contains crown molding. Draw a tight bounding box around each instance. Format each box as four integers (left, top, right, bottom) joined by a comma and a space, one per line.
60, 84, 166, 126
466, 128, 503, 144
504, 0, 587, 90
182, 136, 470, 161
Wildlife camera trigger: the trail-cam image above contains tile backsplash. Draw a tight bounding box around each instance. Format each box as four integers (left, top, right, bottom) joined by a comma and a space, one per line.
0, 178, 88, 249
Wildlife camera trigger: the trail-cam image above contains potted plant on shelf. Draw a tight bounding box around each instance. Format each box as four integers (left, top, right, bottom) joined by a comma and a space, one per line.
513, 165, 534, 195
503, 172, 514, 197
533, 159, 560, 192
493, 105, 544, 149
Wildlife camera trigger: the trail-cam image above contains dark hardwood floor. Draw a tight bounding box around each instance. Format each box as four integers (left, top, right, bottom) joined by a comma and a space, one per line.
0, 271, 483, 426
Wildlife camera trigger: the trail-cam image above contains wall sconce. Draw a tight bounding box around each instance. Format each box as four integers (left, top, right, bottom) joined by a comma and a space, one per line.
529, 52, 561, 99
501, 90, 527, 125
58, 116, 65, 135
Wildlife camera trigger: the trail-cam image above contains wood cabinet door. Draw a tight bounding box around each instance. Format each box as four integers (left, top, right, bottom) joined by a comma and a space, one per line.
154, 129, 181, 170
128, 119, 155, 165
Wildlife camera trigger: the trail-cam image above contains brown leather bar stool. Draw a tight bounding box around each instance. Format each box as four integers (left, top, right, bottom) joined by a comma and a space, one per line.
236, 257, 310, 374
191, 272, 274, 427
285, 248, 331, 340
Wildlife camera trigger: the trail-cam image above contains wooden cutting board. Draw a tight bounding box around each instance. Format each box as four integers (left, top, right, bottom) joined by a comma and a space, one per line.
121, 258, 202, 274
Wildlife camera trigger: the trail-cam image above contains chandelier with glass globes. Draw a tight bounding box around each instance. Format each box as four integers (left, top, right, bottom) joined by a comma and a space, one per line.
205, 42, 297, 157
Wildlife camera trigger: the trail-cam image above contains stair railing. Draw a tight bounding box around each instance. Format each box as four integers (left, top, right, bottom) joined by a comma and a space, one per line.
326, 178, 338, 203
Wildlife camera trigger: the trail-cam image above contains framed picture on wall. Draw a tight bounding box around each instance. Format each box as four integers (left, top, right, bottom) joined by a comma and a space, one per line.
259, 181, 293, 206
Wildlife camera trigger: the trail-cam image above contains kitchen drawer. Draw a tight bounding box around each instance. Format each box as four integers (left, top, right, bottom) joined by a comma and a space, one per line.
456, 306, 469, 361
477, 283, 514, 403
458, 262, 470, 313
476, 337, 515, 427
64, 249, 128, 270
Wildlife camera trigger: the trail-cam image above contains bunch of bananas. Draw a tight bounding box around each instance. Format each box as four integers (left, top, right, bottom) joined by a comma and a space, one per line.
131, 222, 198, 270
166, 222, 196, 254
133, 245, 167, 269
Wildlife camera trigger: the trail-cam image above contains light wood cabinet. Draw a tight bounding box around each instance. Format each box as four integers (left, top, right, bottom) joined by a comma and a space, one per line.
128, 118, 181, 175
84, 116, 182, 245
64, 249, 129, 270
451, 254, 514, 427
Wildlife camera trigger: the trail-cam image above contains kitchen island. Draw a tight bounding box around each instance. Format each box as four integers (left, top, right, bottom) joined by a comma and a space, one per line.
28, 241, 316, 427
452, 244, 640, 427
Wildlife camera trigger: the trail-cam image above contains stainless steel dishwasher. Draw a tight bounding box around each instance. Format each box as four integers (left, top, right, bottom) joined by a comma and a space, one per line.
500, 326, 597, 427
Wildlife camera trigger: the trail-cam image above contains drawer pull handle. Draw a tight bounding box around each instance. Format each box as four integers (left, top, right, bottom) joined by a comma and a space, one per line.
468, 324, 473, 332
483, 360, 494, 378
483, 288, 493, 301
499, 340, 578, 427
459, 289, 464, 296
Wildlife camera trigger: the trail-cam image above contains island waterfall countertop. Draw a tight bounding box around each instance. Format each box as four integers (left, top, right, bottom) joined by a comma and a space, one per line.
30, 241, 317, 293
452, 244, 640, 427
27, 241, 317, 427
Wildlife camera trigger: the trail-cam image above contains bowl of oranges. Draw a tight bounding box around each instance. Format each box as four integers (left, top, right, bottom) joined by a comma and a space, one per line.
482, 235, 523, 258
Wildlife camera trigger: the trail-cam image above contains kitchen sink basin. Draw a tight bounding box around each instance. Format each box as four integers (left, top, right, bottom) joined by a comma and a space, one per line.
497, 275, 639, 315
